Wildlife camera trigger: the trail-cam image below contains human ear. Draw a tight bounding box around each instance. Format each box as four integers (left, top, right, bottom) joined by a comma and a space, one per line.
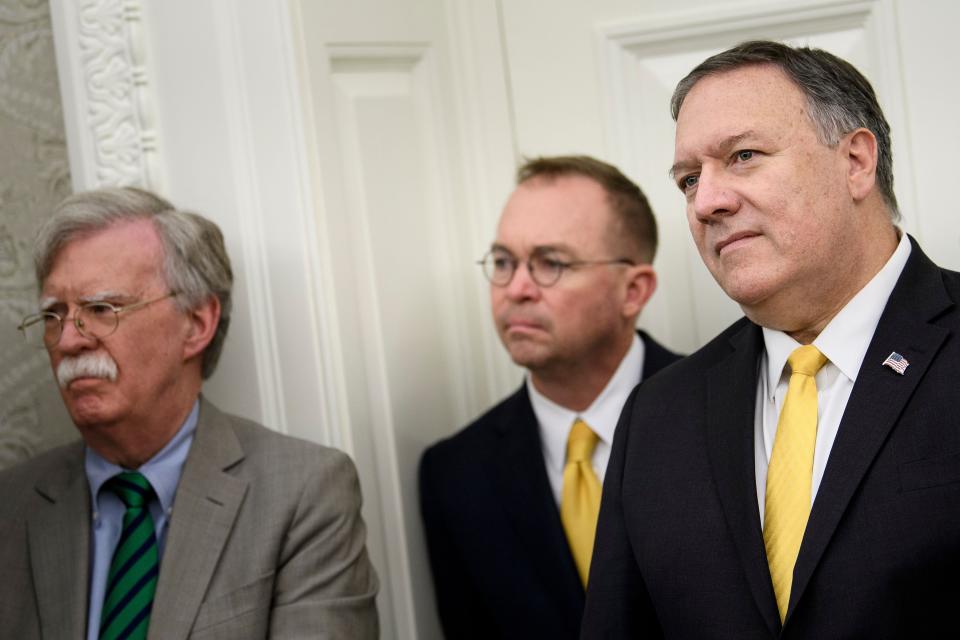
844, 128, 879, 202
182, 296, 221, 362
622, 264, 657, 318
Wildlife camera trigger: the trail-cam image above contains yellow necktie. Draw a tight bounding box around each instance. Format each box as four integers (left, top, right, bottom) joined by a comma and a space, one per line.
561, 419, 602, 587
764, 345, 828, 622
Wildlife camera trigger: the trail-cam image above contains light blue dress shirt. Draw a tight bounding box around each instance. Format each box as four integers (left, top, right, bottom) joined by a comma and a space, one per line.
84, 399, 199, 640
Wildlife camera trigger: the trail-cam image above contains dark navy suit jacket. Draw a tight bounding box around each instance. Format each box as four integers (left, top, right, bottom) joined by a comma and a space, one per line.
420, 331, 681, 639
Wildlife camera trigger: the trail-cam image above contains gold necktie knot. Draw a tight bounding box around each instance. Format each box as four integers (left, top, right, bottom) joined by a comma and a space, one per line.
566, 419, 599, 464
788, 345, 828, 378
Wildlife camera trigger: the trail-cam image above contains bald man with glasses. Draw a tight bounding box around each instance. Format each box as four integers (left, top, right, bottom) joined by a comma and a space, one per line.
419, 155, 681, 639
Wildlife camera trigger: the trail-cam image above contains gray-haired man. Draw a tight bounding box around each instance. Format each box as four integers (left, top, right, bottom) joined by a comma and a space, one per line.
583, 40, 960, 638
0, 187, 378, 639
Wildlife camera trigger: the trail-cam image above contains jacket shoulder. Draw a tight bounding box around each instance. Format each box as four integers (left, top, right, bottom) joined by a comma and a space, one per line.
200, 400, 357, 483
634, 317, 755, 398
421, 386, 529, 469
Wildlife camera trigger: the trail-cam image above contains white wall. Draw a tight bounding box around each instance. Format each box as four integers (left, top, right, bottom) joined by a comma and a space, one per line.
50, 1, 960, 638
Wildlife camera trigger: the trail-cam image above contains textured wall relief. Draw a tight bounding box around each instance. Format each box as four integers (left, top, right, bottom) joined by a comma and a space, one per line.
0, 0, 77, 470
77, 0, 155, 187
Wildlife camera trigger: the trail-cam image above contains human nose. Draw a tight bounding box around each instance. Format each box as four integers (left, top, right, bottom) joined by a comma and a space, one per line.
691, 167, 740, 223
503, 259, 541, 301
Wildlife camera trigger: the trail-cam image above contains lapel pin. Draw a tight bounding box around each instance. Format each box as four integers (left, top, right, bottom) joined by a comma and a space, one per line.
882, 351, 909, 375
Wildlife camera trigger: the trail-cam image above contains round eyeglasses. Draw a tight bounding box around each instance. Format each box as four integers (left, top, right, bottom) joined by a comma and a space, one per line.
477, 250, 635, 288
18, 292, 178, 348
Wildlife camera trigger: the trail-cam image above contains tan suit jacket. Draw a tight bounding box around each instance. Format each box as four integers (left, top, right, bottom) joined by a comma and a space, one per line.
0, 397, 379, 639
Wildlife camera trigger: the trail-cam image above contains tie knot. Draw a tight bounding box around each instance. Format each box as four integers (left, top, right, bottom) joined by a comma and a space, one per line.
787, 345, 828, 377
566, 419, 599, 464
104, 471, 155, 509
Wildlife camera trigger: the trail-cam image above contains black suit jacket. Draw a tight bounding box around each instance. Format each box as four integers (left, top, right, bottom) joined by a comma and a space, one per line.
420, 331, 680, 640
582, 239, 960, 638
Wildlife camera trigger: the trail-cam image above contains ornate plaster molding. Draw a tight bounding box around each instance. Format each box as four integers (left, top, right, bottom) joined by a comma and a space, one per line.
58, 0, 158, 188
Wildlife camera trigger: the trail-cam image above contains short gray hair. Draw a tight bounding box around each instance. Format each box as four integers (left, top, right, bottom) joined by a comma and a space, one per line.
671, 40, 899, 221
34, 187, 233, 378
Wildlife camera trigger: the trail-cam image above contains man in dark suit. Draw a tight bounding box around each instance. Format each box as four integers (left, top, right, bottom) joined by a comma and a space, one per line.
420, 156, 680, 639
0, 187, 378, 638
583, 41, 960, 638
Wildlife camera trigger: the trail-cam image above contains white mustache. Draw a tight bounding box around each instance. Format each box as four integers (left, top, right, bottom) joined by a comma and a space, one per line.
57, 352, 118, 388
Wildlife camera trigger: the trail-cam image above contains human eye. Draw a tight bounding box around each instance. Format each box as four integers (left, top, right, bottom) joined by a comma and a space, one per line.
533, 254, 570, 280
677, 173, 699, 193
490, 251, 515, 271
84, 302, 116, 317
734, 149, 755, 162
37, 312, 60, 328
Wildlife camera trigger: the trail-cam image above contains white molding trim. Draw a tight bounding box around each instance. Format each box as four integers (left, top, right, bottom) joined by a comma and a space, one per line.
444, 0, 524, 404
600, 0, 875, 45
326, 44, 429, 640
49, 0, 160, 190
208, 0, 288, 435
277, 0, 351, 451
596, 0, 890, 170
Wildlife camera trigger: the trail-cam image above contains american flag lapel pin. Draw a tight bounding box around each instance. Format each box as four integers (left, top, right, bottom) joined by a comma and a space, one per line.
882, 351, 909, 375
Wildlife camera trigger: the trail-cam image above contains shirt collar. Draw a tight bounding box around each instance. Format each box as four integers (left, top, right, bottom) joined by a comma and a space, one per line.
529, 333, 644, 469
85, 398, 200, 513
762, 231, 911, 393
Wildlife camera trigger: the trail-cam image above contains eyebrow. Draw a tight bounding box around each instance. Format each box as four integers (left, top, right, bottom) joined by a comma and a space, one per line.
490, 242, 576, 255
78, 291, 136, 304
40, 291, 136, 311
669, 131, 758, 179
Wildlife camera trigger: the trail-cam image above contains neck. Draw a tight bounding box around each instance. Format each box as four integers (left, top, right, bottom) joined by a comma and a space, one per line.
529, 331, 634, 412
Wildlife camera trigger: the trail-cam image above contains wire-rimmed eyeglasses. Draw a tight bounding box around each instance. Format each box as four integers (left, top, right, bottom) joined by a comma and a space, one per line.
477, 250, 635, 288
17, 292, 179, 348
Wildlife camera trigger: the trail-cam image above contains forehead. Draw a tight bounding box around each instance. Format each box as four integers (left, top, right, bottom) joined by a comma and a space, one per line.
43, 219, 166, 295
495, 174, 615, 253
674, 64, 811, 161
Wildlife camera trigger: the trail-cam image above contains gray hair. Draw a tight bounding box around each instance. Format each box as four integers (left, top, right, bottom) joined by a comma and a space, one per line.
34, 187, 233, 379
671, 40, 899, 221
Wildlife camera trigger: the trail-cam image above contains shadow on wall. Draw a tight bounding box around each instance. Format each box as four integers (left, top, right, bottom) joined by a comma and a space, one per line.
0, 0, 79, 470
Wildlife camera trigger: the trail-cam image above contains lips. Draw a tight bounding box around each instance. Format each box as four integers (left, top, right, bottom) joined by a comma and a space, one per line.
715, 231, 760, 255
501, 315, 547, 334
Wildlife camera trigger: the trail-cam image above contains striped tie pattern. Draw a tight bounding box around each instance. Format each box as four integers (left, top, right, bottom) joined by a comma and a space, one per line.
99, 472, 159, 640
764, 345, 828, 622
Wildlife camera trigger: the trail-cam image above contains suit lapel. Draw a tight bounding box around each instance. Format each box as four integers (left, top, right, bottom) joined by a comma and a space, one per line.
491, 387, 585, 619
705, 321, 782, 636
29, 442, 90, 639
149, 398, 248, 640
789, 241, 952, 619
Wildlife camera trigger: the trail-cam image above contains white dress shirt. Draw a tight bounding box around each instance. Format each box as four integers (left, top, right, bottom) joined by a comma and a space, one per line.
529, 333, 645, 506
754, 233, 911, 525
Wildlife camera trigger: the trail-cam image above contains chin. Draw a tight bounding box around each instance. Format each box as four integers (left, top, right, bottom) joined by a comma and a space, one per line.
65, 396, 123, 428
505, 343, 550, 370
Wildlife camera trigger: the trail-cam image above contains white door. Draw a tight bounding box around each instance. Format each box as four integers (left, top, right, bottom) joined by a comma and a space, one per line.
292, 1, 522, 637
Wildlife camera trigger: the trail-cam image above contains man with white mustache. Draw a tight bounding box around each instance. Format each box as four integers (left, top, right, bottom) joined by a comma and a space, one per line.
0, 187, 378, 639
419, 156, 680, 639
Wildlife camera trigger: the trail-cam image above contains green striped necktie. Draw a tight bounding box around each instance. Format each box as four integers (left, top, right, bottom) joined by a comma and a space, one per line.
99, 472, 160, 640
